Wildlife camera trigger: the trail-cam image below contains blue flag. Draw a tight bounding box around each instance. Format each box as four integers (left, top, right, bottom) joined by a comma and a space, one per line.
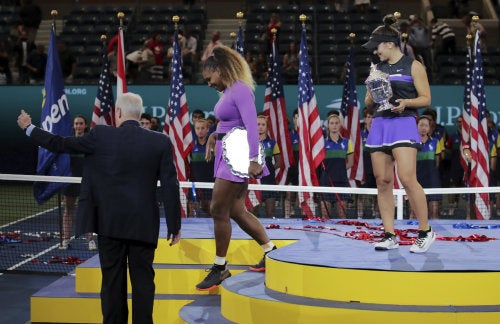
34, 24, 72, 204
236, 25, 244, 57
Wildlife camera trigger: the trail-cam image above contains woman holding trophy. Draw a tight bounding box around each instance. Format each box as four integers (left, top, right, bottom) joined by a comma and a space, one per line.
195, 46, 277, 291
362, 14, 436, 253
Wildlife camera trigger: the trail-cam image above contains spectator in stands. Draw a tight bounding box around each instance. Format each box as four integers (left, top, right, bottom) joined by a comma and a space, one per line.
196, 45, 277, 291
19, 0, 42, 43
413, 115, 442, 219
180, 29, 198, 72
107, 41, 117, 81
486, 110, 499, 217
150, 116, 161, 132
399, 21, 416, 59
57, 40, 76, 84
282, 40, 299, 84
462, 11, 487, 51
357, 107, 379, 219
284, 109, 299, 218
320, 114, 353, 219
431, 17, 456, 55
188, 118, 214, 217
354, 0, 371, 13
191, 109, 205, 139
363, 14, 435, 253
140, 113, 152, 129
254, 52, 268, 83
13, 29, 35, 84
26, 44, 46, 84
206, 114, 217, 134
148, 32, 166, 66
0, 40, 12, 84
201, 31, 222, 64
245, 51, 258, 81
267, 13, 282, 52
446, 116, 466, 216
127, 40, 155, 83
408, 15, 433, 81
255, 115, 282, 218
60, 115, 96, 251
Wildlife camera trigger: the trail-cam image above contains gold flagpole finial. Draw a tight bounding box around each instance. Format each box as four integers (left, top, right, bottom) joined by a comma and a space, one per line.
100, 34, 107, 44
236, 11, 244, 27
173, 15, 180, 31
299, 14, 307, 28
117, 12, 125, 27
402, 32, 408, 43
348, 32, 355, 45
230, 31, 236, 39
271, 27, 277, 42
466, 33, 473, 47
51, 9, 58, 25
393, 12, 401, 20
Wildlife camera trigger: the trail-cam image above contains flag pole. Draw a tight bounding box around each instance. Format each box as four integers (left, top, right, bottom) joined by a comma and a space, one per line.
51, 8, 65, 245
230, 31, 236, 50
51, 9, 57, 27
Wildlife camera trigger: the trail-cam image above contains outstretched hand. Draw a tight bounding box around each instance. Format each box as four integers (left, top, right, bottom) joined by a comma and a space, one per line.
17, 109, 32, 130
167, 231, 181, 246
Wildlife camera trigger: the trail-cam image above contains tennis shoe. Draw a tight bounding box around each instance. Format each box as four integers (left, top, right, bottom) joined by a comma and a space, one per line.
249, 246, 277, 272
196, 263, 231, 291
410, 229, 436, 253
88, 240, 97, 251
373, 232, 399, 250
59, 239, 70, 250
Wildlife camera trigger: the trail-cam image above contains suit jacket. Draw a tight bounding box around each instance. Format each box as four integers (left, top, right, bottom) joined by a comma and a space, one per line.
29, 120, 181, 245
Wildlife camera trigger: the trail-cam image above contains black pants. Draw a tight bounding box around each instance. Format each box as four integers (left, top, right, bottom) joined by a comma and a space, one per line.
98, 236, 156, 324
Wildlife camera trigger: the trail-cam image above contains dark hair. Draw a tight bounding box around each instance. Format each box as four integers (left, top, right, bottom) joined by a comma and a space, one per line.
421, 108, 437, 121
140, 113, 152, 121
371, 14, 400, 43
363, 107, 375, 117
327, 109, 340, 117
73, 114, 89, 133
293, 109, 298, 117
192, 109, 205, 118
203, 45, 255, 90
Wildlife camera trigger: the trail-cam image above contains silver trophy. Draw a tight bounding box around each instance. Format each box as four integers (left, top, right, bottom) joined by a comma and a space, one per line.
365, 64, 393, 111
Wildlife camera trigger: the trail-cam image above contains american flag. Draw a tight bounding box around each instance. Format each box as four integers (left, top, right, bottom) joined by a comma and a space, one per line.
236, 25, 244, 56
461, 46, 473, 174
469, 31, 490, 219
116, 27, 127, 96
91, 44, 115, 127
340, 46, 364, 184
245, 178, 262, 210
297, 26, 325, 218
262, 36, 294, 185
163, 30, 193, 217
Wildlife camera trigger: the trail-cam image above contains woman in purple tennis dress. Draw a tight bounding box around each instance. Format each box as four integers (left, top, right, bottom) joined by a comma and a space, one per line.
195, 46, 277, 291
362, 15, 436, 253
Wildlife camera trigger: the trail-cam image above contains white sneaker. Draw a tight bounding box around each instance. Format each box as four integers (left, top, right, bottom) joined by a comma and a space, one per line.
88, 240, 97, 251
59, 239, 70, 250
373, 233, 399, 250
410, 230, 436, 253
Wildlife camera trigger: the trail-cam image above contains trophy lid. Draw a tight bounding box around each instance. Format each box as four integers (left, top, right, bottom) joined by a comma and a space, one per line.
365, 64, 390, 84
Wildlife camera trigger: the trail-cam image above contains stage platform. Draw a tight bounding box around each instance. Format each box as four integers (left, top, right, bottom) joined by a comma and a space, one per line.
31, 218, 500, 323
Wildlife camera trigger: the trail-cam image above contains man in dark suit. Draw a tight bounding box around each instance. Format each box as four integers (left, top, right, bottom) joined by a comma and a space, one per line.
17, 92, 182, 324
